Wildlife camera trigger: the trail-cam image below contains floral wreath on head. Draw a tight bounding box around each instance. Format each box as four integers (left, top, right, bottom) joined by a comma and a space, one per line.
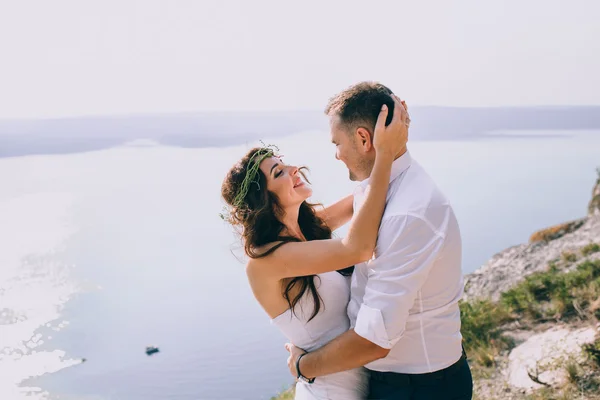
220, 142, 281, 222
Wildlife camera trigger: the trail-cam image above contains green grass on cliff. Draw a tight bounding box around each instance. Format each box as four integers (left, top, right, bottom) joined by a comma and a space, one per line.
500, 259, 600, 322
582, 242, 600, 256
460, 299, 514, 369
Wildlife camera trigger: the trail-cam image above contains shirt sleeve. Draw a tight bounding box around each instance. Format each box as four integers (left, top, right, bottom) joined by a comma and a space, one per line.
353, 214, 445, 349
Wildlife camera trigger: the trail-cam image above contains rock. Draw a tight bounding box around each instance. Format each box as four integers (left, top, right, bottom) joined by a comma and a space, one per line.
464, 216, 600, 301
589, 168, 600, 216
506, 326, 596, 391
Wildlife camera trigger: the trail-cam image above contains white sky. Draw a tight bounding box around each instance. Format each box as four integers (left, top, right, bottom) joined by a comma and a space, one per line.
0, 0, 598, 119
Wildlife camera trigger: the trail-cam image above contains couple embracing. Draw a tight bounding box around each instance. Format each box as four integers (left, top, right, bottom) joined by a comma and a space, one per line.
221, 82, 472, 400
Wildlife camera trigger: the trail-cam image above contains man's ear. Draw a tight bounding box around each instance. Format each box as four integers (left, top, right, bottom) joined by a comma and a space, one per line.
356, 127, 373, 152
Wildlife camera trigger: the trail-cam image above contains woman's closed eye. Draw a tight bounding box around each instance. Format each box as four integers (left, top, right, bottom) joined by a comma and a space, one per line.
275, 170, 283, 178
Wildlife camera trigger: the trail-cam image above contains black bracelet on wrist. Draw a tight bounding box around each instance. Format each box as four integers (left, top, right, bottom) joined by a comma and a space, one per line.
296, 353, 315, 384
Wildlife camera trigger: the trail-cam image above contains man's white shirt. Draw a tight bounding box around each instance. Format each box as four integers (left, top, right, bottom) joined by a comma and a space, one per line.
348, 151, 464, 374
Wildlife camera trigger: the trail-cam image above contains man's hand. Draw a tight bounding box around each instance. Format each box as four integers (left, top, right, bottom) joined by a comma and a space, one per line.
285, 343, 306, 378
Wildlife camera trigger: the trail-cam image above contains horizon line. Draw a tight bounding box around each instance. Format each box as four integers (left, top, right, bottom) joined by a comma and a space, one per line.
1, 104, 600, 122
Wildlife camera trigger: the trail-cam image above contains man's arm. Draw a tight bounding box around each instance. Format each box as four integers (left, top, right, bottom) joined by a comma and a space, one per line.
315, 194, 354, 232
288, 329, 389, 379
287, 214, 446, 377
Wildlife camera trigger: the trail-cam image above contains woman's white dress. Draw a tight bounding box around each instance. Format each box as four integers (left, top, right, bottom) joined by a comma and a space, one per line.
271, 271, 369, 400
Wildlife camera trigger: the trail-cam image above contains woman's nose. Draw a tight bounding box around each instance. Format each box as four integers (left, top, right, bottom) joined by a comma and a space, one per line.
290, 166, 299, 175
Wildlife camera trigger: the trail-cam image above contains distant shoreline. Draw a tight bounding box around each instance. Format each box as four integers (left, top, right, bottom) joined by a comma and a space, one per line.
1, 106, 600, 158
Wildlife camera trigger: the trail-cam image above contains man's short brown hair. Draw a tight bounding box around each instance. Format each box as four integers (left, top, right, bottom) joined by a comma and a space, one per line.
325, 81, 395, 132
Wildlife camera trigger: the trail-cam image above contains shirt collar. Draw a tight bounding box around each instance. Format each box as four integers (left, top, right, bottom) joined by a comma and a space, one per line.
357, 150, 412, 190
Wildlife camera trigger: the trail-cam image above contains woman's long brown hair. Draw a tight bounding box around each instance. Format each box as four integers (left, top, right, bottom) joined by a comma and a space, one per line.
221, 147, 353, 321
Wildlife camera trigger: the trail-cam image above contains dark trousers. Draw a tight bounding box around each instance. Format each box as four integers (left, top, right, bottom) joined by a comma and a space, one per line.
367, 354, 473, 400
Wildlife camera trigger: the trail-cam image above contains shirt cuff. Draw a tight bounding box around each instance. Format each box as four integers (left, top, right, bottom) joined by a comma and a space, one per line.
354, 304, 401, 350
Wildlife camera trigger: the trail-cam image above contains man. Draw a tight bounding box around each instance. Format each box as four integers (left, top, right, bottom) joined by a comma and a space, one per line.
286, 82, 473, 399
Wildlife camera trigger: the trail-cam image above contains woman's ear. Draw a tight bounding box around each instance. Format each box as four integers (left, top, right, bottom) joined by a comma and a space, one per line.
356, 127, 373, 151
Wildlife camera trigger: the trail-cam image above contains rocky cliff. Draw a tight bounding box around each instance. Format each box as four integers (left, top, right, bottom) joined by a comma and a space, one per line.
462, 170, 600, 399
465, 170, 600, 302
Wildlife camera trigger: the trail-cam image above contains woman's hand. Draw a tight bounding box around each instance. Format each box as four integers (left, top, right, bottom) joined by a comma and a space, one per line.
373, 96, 409, 159
285, 343, 307, 378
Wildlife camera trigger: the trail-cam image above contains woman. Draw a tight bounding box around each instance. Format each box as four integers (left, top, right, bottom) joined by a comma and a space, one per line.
220, 100, 408, 399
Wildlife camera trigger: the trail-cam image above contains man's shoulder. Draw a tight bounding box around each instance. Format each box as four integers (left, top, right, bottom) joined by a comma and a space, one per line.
386, 161, 451, 217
